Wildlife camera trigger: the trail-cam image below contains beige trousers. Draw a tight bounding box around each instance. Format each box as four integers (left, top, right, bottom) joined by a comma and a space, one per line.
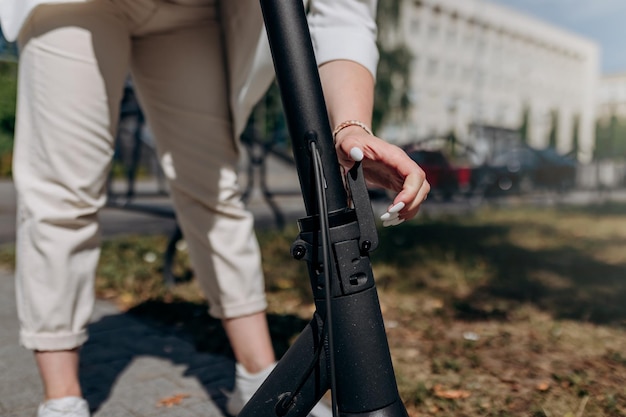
14, 0, 267, 351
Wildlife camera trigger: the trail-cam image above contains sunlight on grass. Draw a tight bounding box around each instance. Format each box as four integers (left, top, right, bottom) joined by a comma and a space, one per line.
1, 203, 625, 416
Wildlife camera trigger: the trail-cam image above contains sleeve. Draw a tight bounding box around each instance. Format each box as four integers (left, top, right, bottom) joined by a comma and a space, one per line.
307, 0, 379, 79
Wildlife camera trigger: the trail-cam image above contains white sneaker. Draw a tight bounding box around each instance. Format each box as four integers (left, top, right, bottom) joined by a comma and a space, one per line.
226, 362, 276, 416
225, 363, 333, 417
37, 396, 90, 417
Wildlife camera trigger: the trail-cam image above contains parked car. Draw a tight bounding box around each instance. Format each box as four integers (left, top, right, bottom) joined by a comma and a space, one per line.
403, 147, 472, 200
472, 145, 577, 196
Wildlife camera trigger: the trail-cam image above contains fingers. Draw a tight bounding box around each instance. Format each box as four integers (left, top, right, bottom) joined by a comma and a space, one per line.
335, 134, 368, 171
381, 167, 430, 227
381, 182, 430, 227
349, 147, 364, 162
335, 130, 431, 226
380, 201, 405, 227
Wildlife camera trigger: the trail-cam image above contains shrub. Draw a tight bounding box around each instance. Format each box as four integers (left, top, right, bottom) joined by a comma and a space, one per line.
0, 60, 17, 177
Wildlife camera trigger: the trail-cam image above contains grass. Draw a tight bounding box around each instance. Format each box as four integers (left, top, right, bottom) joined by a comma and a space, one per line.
1, 202, 625, 416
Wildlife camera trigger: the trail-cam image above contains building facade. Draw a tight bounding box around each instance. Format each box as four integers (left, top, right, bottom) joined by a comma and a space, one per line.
380, 0, 599, 163
597, 72, 626, 122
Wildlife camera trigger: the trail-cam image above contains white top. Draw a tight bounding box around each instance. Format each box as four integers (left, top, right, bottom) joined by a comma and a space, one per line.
0, 0, 80, 41
0, 0, 379, 75
0, 0, 379, 135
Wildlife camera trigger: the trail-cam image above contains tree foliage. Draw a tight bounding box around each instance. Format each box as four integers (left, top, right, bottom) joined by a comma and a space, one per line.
518, 106, 530, 145
595, 115, 626, 160
571, 114, 580, 157
0, 61, 16, 139
373, 0, 413, 132
547, 109, 558, 149
0, 60, 17, 177
373, 43, 413, 132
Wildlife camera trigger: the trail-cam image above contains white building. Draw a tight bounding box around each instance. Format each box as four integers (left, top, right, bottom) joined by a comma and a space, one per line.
597, 72, 626, 121
381, 0, 600, 163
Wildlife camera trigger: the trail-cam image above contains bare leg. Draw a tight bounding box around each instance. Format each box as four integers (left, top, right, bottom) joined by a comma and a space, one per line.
222, 312, 275, 373
35, 349, 82, 400
32, 315, 273, 404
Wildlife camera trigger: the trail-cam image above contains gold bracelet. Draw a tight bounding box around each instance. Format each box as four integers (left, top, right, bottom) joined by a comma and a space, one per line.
332, 120, 373, 141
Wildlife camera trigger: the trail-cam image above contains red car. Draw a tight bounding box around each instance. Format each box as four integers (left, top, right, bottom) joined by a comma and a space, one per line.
404, 148, 471, 200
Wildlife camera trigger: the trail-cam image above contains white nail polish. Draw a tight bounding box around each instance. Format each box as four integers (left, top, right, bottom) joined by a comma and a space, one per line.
388, 202, 405, 213
380, 212, 399, 221
350, 147, 364, 162
390, 217, 404, 226
383, 218, 404, 227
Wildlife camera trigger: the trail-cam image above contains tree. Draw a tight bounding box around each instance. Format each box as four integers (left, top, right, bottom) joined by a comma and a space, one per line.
0, 61, 17, 177
518, 105, 530, 145
547, 109, 558, 149
571, 114, 580, 159
373, 0, 413, 132
594, 113, 626, 160
446, 130, 458, 158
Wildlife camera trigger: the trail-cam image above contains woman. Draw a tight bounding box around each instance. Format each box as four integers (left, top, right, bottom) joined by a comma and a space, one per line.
0, 1, 429, 416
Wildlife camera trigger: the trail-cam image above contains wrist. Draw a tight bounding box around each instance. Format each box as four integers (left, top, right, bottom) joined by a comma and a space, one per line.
333, 125, 365, 143
332, 120, 373, 143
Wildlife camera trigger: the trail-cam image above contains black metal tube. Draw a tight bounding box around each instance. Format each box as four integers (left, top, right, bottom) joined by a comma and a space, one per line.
240, 2, 410, 417
259, 0, 348, 215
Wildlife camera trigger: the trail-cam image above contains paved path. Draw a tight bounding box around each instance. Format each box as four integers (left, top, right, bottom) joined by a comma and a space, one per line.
0, 266, 233, 417
0, 152, 310, 417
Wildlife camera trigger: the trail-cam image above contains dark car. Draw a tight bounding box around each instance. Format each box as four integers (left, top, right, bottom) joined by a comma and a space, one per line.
403, 148, 472, 200
473, 145, 577, 196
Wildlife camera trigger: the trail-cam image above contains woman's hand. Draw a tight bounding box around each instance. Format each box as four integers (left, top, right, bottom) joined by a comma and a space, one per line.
334, 125, 430, 226
317, 59, 429, 225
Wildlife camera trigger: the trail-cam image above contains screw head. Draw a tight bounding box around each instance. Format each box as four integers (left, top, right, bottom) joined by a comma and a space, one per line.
292, 245, 306, 260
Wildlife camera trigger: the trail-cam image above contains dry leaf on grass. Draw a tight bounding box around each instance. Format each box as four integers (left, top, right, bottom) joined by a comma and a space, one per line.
433, 384, 471, 399
157, 393, 190, 407
536, 381, 551, 392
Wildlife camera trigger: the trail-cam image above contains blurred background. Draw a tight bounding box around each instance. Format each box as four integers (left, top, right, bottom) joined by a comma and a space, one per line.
2, 0, 626, 199
1, 2, 626, 416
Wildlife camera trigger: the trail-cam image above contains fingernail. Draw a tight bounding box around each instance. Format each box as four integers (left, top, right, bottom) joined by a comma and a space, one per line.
383, 218, 405, 227
388, 202, 405, 213
380, 212, 399, 221
349, 147, 364, 162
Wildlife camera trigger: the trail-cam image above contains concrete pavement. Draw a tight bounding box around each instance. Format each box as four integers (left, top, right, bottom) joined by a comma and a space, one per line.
0, 267, 231, 417
0, 152, 308, 417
